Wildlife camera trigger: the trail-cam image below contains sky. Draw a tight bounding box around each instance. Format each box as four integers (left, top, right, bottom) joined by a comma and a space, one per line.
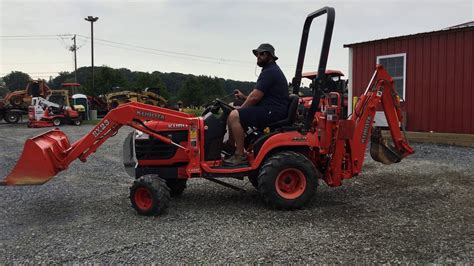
0, 0, 473, 85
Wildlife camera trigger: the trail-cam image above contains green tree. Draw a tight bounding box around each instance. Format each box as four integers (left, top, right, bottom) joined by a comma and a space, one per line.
91, 66, 128, 96
178, 76, 203, 107
0, 78, 8, 97
2, 71, 31, 91
178, 76, 225, 107
48, 71, 73, 89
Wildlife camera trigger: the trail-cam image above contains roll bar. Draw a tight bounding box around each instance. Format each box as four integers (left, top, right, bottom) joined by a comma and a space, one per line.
291, 6, 335, 95
289, 7, 335, 130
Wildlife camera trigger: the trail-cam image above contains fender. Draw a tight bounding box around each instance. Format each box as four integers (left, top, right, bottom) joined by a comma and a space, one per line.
251, 131, 319, 167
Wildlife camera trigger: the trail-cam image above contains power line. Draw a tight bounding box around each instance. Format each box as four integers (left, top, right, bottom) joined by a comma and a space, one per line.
0, 38, 65, 41
0, 71, 63, 75
76, 34, 253, 65
92, 41, 252, 68
0, 61, 71, 65
0, 34, 73, 38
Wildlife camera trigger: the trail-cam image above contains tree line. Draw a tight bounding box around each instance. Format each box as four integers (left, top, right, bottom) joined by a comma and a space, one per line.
0, 66, 256, 107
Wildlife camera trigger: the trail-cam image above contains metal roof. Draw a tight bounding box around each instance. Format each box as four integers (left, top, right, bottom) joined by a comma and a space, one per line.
343, 21, 474, 48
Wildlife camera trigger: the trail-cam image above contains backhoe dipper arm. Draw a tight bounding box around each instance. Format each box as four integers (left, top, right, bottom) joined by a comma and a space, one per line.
2, 102, 195, 186
349, 65, 414, 174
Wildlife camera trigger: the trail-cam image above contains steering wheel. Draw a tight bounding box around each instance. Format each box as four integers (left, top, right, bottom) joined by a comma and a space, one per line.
201, 98, 235, 116
215, 98, 235, 114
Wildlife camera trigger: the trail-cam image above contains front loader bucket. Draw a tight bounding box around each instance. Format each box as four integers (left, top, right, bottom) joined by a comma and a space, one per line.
1, 129, 71, 186
370, 128, 402, 165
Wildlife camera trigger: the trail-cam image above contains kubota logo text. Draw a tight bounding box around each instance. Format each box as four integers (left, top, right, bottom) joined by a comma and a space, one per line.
136, 111, 165, 120
361, 116, 372, 143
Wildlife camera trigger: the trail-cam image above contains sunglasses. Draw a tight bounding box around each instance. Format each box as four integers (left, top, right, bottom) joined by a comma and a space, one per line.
257, 51, 267, 57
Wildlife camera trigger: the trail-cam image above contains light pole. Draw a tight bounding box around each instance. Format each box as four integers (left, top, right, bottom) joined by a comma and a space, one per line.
84, 16, 99, 92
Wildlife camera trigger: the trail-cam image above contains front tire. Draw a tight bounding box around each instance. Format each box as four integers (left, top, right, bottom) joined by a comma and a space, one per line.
258, 151, 319, 210
130, 174, 171, 216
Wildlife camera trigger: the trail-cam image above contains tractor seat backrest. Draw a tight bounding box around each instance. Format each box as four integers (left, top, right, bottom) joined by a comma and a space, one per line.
267, 94, 300, 129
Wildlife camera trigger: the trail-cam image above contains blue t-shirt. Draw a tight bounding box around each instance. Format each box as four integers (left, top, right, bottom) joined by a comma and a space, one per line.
255, 62, 289, 117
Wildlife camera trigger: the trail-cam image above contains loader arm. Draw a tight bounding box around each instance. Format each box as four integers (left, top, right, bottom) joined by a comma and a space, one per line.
2, 102, 196, 186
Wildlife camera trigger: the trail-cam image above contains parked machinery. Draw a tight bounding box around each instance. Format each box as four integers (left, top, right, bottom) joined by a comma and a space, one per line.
106, 87, 167, 110
0, 80, 52, 123
27, 97, 82, 127
2, 80, 51, 108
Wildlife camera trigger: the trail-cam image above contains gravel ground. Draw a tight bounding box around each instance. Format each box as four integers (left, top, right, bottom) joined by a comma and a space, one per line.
0, 122, 473, 263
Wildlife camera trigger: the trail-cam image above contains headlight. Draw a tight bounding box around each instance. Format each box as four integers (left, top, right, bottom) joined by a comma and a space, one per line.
134, 130, 149, 140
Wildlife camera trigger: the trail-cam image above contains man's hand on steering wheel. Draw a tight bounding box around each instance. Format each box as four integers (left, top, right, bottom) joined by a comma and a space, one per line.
234, 89, 247, 100
202, 98, 235, 116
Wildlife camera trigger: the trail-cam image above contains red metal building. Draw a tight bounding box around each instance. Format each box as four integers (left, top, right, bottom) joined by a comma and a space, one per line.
344, 22, 473, 134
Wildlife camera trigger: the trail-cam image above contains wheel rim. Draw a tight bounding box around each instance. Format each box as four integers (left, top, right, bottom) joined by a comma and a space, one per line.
134, 187, 153, 211
53, 119, 60, 126
275, 168, 307, 200
12, 98, 22, 106
7, 114, 17, 122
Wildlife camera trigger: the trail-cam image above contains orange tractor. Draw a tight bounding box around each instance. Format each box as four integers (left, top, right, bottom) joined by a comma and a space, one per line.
1, 7, 414, 216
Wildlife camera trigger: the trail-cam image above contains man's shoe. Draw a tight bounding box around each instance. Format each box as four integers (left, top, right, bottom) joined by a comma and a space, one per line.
221, 142, 236, 157
223, 154, 249, 166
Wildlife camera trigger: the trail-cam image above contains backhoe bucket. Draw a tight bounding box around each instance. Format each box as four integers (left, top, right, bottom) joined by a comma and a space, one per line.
370, 128, 402, 165
1, 129, 71, 186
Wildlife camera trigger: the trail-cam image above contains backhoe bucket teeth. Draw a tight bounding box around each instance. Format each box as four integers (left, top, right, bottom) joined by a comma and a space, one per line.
1, 129, 71, 186
370, 128, 402, 165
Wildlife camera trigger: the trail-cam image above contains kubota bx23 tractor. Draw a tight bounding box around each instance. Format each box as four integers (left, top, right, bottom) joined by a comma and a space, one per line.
1, 7, 414, 216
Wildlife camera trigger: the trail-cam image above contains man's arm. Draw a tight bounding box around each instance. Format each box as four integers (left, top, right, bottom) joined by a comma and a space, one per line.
240, 89, 264, 108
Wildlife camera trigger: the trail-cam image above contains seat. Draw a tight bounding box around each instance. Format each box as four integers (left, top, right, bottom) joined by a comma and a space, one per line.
267, 94, 300, 128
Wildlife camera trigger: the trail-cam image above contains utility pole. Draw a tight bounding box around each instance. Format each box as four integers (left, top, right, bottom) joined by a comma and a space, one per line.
84, 16, 99, 92
70, 35, 78, 83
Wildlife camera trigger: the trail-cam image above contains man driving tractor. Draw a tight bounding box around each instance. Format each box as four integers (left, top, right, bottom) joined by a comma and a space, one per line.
224, 43, 289, 166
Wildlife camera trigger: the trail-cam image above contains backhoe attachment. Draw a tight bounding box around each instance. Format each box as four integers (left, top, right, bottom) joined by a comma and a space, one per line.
350, 65, 414, 169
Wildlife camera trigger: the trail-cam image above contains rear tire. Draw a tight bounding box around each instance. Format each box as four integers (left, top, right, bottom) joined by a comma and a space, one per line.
165, 179, 187, 197
130, 174, 170, 216
258, 151, 319, 210
73, 119, 81, 126
248, 174, 259, 189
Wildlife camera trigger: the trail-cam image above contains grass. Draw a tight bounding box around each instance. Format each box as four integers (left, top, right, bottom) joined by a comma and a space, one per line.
182, 107, 204, 116
81, 119, 101, 125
